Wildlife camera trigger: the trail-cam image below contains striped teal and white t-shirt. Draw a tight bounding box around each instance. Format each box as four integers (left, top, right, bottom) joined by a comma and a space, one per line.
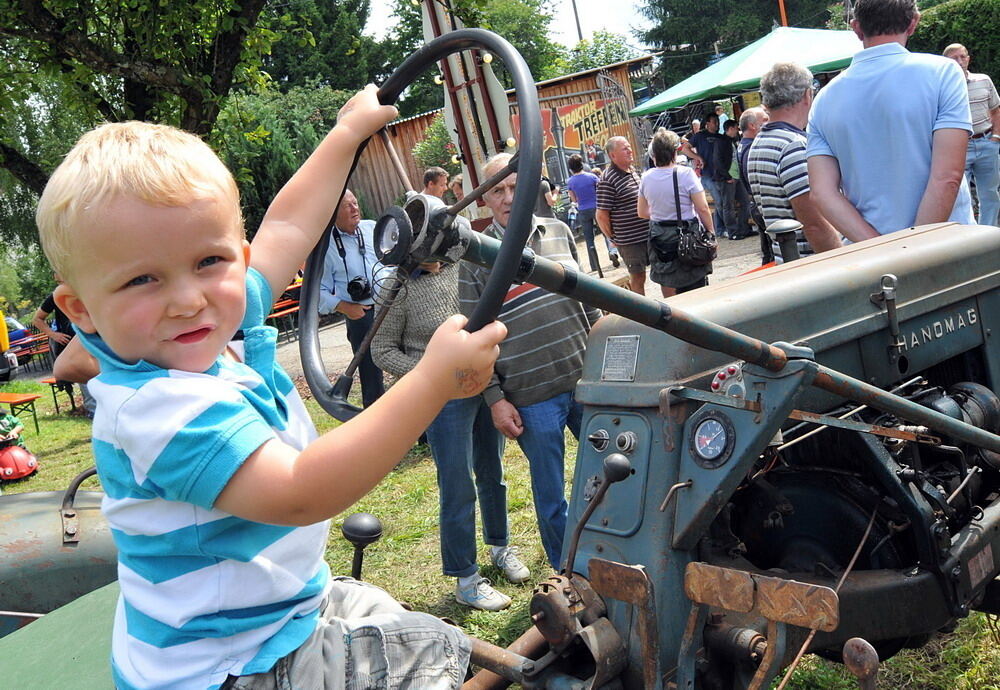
78, 268, 326, 690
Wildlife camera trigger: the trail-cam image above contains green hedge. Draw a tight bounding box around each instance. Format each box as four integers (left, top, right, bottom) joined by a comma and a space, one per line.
910, 0, 1000, 81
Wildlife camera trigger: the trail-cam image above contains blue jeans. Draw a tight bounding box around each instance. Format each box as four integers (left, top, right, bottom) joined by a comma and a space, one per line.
966, 137, 1000, 227
701, 177, 728, 236
425, 396, 508, 577
514, 392, 582, 569
345, 308, 385, 408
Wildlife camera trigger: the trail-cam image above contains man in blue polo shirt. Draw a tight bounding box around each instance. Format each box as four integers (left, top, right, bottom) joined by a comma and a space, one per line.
807, 0, 973, 241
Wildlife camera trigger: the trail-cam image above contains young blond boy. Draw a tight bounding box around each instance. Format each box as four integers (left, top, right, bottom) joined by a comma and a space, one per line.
36, 86, 506, 689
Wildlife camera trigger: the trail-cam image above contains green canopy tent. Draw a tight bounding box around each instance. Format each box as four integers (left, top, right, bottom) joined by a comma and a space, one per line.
630, 27, 863, 116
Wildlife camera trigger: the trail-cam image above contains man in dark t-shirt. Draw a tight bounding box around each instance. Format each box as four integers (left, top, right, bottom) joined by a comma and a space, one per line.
33, 293, 73, 356
34, 291, 96, 416
688, 112, 729, 237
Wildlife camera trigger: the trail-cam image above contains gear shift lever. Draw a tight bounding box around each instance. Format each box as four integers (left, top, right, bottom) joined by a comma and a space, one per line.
562, 453, 632, 575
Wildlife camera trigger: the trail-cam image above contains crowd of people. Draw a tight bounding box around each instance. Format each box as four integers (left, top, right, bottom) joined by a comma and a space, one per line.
13, 0, 996, 687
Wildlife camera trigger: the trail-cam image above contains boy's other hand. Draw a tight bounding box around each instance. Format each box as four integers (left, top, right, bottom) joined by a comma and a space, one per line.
337, 84, 399, 144
418, 314, 506, 400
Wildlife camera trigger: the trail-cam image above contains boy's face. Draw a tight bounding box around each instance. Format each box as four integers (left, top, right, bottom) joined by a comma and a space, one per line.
56, 194, 250, 373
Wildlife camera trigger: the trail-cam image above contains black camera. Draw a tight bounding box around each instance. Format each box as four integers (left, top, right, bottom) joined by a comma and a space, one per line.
347, 276, 372, 302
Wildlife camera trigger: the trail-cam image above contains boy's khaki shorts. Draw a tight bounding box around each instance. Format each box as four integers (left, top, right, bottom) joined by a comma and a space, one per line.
224, 577, 471, 690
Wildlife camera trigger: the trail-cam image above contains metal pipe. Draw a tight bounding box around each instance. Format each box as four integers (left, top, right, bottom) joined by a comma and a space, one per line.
463, 626, 547, 690
464, 636, 531, 687
377, 130, 414, 192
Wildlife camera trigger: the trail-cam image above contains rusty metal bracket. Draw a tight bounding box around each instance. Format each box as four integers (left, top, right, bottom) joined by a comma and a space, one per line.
659, 388, 678, 452
684, 562, 840, 632
666, 386, 762, 413
748, 620, 786, 690
674, 602, 708, 690
588, 558, 661, 690
786, 409, 941, 445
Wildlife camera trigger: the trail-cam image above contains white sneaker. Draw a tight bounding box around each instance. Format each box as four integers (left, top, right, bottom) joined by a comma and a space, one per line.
455, 577, 511, 611
491, 546, 530, 584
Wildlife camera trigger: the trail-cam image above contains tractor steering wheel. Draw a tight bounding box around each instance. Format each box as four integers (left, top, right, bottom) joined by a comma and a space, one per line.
298, 29, 542, 420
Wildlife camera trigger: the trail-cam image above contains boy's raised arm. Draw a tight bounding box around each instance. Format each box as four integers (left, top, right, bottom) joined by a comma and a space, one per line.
250, 85, 397, 299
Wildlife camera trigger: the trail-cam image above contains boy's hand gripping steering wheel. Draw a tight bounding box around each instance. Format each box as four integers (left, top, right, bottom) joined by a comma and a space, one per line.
298, 29, 542, 421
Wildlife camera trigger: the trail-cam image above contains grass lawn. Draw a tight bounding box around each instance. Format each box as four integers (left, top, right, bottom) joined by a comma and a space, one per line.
3, 375, 1000, 688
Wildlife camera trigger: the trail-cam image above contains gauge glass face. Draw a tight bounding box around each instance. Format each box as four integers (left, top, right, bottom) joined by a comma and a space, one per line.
379, 218, 400, 255
694, 418, 727, 460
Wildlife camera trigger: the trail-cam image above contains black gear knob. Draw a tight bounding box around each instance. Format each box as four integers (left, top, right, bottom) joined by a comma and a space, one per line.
341, 513, 383, 580
603, 453, 632, 484
341, 512, 383, 547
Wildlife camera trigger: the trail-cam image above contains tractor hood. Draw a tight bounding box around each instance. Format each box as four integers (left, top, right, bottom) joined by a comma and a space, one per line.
576, 223, 1000, 410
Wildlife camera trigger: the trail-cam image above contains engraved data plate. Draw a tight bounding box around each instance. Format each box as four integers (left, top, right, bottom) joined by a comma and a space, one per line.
602, 335, 640, 381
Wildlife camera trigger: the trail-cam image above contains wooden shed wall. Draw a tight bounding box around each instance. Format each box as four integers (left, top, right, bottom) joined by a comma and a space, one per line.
352, 112, 437, 217
350, 63, 640, 217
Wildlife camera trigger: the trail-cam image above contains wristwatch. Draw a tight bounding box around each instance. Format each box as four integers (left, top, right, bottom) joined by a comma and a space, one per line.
991, 133, 1000, 141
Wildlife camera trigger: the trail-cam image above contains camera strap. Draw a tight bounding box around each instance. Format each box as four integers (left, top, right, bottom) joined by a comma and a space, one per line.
331, 226, 369, 276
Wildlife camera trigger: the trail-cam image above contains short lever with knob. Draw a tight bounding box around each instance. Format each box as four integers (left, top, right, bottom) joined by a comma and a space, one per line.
561, 453, 632, 576
341, 512, 383, 580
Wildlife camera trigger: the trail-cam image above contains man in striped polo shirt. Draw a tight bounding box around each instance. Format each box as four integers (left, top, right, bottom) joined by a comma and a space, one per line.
460, 153, 603, 570
943, 43, 1000, 227
596, 136, 651, 294
746, 62, 841, 262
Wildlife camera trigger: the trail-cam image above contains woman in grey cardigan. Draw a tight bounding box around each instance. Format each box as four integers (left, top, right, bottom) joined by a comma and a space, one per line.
372, 261, 529, 610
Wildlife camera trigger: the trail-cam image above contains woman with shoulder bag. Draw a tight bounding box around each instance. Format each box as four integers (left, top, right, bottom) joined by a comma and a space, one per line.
637, 128, 717, 297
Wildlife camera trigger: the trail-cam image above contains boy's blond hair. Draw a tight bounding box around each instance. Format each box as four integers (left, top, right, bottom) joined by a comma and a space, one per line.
36, 121, 243, 281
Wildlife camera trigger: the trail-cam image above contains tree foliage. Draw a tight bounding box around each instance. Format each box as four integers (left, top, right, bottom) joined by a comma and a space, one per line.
212, 81, 353, 237
910, 0, 1000, 82
564, 31, 640, 74
0, 244, 55, 319
264, 0, 380, 91
640, 0, 832, 87
411, 113, 461, 176
379, 0, 569, 117
0, 0, 291, 221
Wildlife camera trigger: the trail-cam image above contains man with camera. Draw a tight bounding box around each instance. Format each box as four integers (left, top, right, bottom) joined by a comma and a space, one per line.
319, 188, 385, 407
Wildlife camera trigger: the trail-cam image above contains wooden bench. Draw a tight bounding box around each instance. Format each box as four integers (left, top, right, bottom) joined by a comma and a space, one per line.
41, 377, 76, 413
0, 393, 42, 433
267, 300, 300, 342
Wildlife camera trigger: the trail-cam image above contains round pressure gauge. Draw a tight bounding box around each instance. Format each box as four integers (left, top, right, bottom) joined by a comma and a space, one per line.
373, 205, 413, 266
689, 411, 735, 469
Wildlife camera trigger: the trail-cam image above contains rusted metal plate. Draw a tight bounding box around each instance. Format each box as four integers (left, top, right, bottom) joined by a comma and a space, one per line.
755, 574, 839, 632
589, 559, 659, 690
684, 562, 754, 613
787, 409, 939, 444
